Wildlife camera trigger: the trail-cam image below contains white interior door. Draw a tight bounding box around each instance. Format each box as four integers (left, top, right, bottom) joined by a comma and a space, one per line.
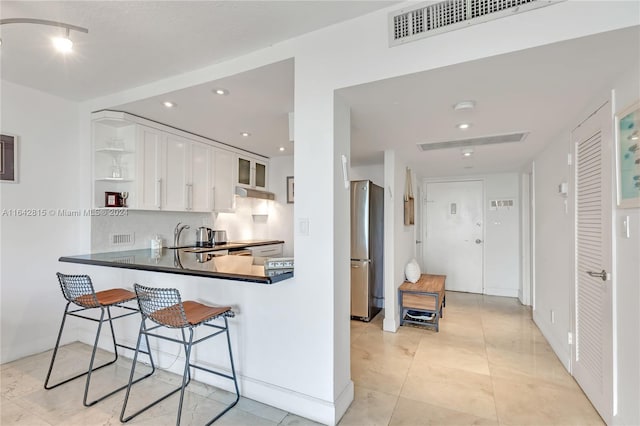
572, 103, 613, 423
423, 180, 483, 293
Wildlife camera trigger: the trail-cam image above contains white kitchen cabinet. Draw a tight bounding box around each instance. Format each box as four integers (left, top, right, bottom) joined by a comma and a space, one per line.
136, 125, 165, 210
248, 244, 283, 258
237, 155, 268, 190
190, 142, 212, 212
93, 111, 263, 212
163, 133, 190, 211
212, 148, 235, 212
137, 131, 212, 212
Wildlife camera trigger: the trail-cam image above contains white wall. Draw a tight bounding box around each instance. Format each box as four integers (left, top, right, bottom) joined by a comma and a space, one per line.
0, 80, 88, 362
265, 155, 294, 257
484, 173, 521, 297
532, 132, 573, 366
351, 163, 384, 187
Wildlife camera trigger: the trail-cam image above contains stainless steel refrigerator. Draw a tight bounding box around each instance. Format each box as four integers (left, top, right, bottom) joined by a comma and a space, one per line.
351, 180, 384, 321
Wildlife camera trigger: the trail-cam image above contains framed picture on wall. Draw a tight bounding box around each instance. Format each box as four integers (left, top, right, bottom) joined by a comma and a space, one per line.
615, 101, 640, 208
286, 176, 294, 204
0, 134, 18, 183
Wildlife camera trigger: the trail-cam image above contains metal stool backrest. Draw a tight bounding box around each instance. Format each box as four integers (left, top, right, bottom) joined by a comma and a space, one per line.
56, 272, 100, 308
133, 283, 189, 328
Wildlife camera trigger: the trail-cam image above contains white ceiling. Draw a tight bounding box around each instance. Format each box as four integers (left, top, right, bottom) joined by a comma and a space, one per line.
113, 59, 295, 159
1, 2, 638, 175
0, 1, 396, 100
339, 26, 640, 176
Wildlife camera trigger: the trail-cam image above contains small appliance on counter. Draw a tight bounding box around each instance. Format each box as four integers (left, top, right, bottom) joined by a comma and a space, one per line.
212, 230, 227, 245
195, 227, 227, 247
196, 227, 213, 247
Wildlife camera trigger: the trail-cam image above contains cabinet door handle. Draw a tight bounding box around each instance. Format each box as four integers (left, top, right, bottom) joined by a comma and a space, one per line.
211, 187, 216, 211
185, 184, 193, 210
156, 179, 162, 209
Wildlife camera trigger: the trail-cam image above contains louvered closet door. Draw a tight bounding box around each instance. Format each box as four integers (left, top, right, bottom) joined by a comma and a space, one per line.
573, 104, 613, 424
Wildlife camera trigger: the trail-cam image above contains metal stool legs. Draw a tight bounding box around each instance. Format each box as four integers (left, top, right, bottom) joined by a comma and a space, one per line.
44, 301, 156, 406
120, 283, 239, 425
120, 309, 239, 425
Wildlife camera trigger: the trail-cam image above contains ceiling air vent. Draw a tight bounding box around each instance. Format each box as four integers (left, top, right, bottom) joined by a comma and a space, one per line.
390, 0, 561, 46
418, 131, 529, 151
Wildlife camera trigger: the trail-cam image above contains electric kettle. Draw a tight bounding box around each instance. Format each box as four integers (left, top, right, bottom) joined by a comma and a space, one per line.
195, 227, 213, 247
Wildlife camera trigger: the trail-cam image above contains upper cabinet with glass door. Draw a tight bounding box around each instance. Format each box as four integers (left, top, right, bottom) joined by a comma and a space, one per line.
237, 155, 268, 190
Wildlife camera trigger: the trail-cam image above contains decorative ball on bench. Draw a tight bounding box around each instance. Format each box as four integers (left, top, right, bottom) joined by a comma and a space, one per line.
405, 258, 421, 283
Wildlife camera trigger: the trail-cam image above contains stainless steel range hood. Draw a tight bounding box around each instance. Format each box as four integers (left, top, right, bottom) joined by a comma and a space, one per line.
235, 186, 275, 201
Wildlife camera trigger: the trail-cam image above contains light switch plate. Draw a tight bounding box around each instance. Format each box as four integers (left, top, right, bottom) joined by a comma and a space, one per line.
622, 216, 630, 239
299, 218, 310, 236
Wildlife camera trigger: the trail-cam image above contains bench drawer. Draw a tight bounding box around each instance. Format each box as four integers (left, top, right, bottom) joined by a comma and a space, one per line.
402, 293, 438, 311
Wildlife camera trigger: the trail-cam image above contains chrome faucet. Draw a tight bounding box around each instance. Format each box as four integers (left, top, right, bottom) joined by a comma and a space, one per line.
174, 222, 190, 247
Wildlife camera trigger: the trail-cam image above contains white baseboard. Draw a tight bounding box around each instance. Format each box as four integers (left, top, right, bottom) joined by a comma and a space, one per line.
484, 287, 519, 298
532, 310, 571, 371
334, 380, 355, 425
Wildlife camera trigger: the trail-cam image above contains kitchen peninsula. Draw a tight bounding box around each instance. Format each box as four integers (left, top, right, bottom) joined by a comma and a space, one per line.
60, 240, 292, 284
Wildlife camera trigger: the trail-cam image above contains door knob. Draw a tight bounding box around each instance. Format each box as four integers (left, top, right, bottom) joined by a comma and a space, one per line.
475, 239, 483, 244
586, 269, 608, 281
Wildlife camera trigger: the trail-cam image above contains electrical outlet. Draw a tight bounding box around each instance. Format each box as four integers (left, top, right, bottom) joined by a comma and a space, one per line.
550, 310, 555, 324
568, 332, 573, 345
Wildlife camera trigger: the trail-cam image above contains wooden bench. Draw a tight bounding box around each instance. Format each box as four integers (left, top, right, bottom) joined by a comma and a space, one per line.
399, 274, 446, 331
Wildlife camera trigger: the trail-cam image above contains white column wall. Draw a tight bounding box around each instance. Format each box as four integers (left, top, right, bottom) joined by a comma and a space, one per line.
383, 150, 417, 332
331, 95, 353, 415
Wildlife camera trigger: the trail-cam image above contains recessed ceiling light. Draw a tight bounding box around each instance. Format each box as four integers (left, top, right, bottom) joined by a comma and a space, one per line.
279, 147, 285, 152
163, 101, 176, 108
457, 123, 471, 130
454, 100, 476, 111
241, 132, 251, 137
213, 88, 229, 96
461, 148, 474, 157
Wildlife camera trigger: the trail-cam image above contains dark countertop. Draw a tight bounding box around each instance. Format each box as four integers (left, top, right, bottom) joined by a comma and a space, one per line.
171, 240, 284, 251
59, 245, 292, 284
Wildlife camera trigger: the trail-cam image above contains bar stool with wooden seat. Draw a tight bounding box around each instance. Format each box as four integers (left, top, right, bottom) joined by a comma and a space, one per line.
120, 283, 239, 426
44, 272, 155, 406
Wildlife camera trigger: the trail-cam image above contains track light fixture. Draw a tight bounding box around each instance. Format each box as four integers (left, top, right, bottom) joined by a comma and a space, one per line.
0, 18, 89, 53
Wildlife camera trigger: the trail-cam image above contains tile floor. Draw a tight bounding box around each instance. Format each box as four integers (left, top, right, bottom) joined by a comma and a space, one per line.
345, 291, 604, 425
0, 292, 603, 425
